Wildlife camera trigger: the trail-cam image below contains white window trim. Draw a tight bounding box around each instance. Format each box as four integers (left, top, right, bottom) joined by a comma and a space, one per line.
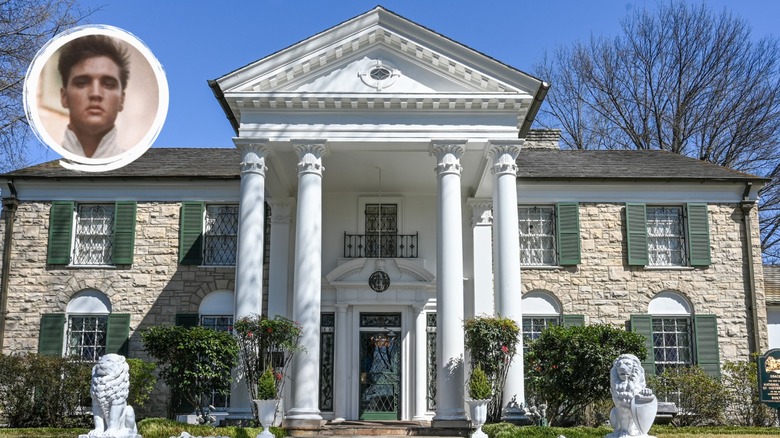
202, 204, 239, 267
69, 203, 116, 267
518, 205, 557, 267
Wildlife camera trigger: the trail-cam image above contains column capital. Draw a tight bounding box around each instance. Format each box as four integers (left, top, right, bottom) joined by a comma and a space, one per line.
468, 198, 493, 227
268, 198, 295, 224
430, 140, 466, 176
235, 139, 270, 176
488, 139, 523, 177
335, 303, 349, 312
292, 140, 328, 176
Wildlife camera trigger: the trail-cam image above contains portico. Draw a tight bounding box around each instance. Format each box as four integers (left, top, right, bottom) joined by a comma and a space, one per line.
210, 6, 547, 423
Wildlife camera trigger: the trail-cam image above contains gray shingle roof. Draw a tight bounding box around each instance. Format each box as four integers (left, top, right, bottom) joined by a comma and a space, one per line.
1, 147, 765, 182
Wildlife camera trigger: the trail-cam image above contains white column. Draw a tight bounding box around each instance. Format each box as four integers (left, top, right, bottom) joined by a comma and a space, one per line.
488, 140, 525, 415
232, 140, 269, 416
234, 141, 269, 320
430, 141, 468, 424
468, 199, 494, 318
267, 198, 294, 318
333, 304, 348, 421
413, 304, 428, 421
287, 141, 327, 422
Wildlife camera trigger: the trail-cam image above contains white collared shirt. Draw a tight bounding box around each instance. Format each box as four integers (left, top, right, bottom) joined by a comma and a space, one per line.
62, 126, 124, 159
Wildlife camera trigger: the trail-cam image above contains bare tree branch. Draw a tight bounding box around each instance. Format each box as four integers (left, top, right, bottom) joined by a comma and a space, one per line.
0, 0, 91, 172
535, 1, 780, 263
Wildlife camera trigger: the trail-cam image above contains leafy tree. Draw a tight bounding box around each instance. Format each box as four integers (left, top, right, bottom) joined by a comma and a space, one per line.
524, 324, 646, 426
535, 1, 780, 262
127, 357, 158, 409
0, 0, 91, 172
142, 326, 238, 418
464, 316, 520, 423
649, 366, 726, 426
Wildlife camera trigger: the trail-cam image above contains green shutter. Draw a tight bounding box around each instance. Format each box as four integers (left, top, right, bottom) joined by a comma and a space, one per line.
106, 313, 131, 356
626, 203, 648, 266
694, 314, 720, 378
687, 203, 711, 266
630, 314, 656, 376
556, 203, 581, 265
179, 202, 204, 265
38, 313, 65, 356
47, 201, 74, 264
112, 201, 137, 264
176, 313, 199, 328
562, 314, 584, 327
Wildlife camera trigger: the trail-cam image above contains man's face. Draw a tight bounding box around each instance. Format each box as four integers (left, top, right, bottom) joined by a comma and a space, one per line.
60, 55, 125, 138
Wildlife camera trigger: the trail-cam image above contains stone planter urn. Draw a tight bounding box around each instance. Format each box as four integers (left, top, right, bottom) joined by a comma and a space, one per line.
467, 399, 490, 438
253, 399, 279, 438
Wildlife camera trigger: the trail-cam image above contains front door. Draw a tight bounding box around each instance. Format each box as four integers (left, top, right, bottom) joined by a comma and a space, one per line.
358, 313, 401, 420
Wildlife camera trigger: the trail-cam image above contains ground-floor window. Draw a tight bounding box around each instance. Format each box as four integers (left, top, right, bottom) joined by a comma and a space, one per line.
320, 313, 335, 411
66, 315, 108, 361
652, 317, 693, 375
426, 312, 436, 411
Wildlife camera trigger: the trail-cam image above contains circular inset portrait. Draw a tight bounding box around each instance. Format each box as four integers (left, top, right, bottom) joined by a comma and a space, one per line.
24, 25, 168, 171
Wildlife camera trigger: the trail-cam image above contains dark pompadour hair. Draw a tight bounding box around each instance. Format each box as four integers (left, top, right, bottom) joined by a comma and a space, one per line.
57, 35, 130, 89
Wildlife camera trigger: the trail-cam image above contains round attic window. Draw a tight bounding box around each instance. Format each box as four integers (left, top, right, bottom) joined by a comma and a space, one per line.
359, 60, 399, 91
370, 66, 391, 81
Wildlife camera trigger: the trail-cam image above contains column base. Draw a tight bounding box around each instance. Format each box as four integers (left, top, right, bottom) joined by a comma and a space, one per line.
283, 417, 325, 433
284, 407, 323, 421
430, 418, 470, 428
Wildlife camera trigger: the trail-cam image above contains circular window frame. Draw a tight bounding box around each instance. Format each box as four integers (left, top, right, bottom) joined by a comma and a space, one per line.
359, 60, 400, 91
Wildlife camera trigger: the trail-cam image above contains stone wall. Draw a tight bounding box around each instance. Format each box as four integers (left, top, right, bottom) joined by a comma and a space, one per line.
520, 202, 767, 362
2, 201, 239, 416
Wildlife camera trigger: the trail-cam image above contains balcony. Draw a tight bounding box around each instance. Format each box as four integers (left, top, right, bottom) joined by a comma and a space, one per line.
343, 232, 418, 258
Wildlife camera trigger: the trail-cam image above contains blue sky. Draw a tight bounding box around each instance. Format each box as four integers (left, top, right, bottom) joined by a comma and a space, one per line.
31, 0, 780, 163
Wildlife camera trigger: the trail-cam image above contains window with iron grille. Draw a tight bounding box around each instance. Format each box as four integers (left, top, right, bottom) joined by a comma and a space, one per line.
518, 206, 556, 266
66, 315, 107, 361
652, 317, 693, 375
73, 204, 115, 265
647, 207, 687, 266
426, 313, 436, 411
201, 315, 234, 409
522, 316, 559, 352
365, 204, 398, 258
204, 205, 239, 266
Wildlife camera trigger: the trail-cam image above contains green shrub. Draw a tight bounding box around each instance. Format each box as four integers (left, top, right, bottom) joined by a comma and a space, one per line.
524, 324, 647, 426
722, 359, 775, 426
464, 316, 520, 423
649, 365, 726, 426
142, 326, 238, 418
0, 353, 92, 427
468, 365, 492, 400
257, 367, 277, 400
127, 357, 158, 409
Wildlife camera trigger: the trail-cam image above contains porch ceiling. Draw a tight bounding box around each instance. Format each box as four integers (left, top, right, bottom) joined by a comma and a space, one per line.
262, 140, 492, 198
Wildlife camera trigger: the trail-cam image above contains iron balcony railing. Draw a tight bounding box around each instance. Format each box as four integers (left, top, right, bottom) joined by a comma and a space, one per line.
343, 232, 418, 258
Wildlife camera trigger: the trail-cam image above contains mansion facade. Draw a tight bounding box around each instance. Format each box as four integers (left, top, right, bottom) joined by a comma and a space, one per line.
0, 6, 770, 423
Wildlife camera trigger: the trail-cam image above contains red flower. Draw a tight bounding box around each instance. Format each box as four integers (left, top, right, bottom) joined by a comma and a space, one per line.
501, 345, 509, 353
267, 327, 273, 333
275, 373, 283, 380
247, 331, 253, 337
552, 365, 558, 369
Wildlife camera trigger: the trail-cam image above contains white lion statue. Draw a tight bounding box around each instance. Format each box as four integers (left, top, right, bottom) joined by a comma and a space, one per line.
606, 354, 657, 438
84, 354, 139, 438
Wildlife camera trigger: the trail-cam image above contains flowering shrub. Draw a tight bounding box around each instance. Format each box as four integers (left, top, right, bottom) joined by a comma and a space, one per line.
464, 316, 520, 423
233, 315, 303, 404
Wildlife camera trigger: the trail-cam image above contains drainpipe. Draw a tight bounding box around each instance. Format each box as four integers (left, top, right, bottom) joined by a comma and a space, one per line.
0, 180, 19, 352
740, 182, 761, 354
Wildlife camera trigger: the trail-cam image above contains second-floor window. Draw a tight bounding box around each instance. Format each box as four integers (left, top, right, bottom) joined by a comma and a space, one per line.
646, 206, 686, 267
365, 203, 397, 258
73, 204, 115, 265
204, 205, 239, 266
518, 206, 557, 266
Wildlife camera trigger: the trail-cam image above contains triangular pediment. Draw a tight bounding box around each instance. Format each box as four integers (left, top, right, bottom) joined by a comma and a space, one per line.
215, 6, 542, 97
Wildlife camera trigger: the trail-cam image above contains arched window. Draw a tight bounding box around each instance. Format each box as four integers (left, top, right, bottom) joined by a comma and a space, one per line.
521, 291, 562, 346
632, 291, 720, 380
648, 291, 693, 375
65, 289, 111, 361
199, 290, 234, 332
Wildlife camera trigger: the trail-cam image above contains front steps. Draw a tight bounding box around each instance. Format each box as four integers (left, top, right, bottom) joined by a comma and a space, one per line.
286, 420, 470, 437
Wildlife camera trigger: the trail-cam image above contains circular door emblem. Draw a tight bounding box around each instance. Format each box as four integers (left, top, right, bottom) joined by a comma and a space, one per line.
369, 270, 391, 293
